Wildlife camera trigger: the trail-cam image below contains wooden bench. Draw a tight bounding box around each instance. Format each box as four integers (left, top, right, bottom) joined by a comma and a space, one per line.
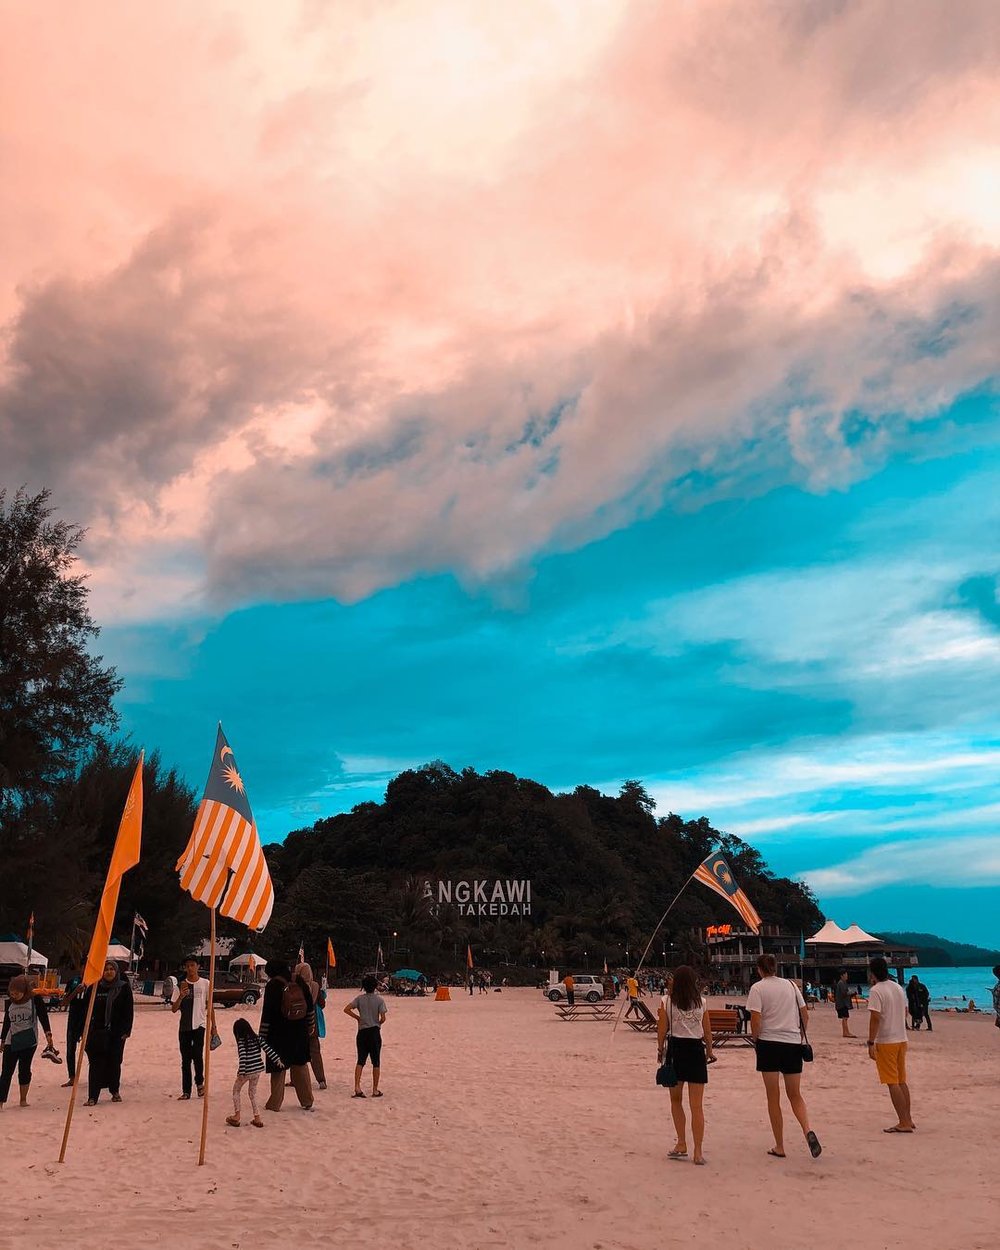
555, 1001, 615, 1022
709, 1009, 755, 1049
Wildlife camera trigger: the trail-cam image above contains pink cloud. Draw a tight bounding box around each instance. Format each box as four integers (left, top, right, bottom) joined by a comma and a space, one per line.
1, 0, 997, 617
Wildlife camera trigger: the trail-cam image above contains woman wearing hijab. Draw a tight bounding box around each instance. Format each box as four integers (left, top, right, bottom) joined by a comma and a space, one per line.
83, 961, 134, 1105
1, 975, 56, 1108
294, 962, 327, 1090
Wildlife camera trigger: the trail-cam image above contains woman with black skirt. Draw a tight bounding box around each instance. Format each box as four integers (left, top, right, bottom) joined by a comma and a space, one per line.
656, 964, 715, 1165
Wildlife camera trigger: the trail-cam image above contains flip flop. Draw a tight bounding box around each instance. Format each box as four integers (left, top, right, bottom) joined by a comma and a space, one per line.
807, 1131, 822, 1158
693, 1158, 707, 1166
883, 1126, 915, 1134
372, 1091, 384, 1098
767, 1149, 785, 1158
668, 1149, 687, 1159
352, 1091, 366, 1098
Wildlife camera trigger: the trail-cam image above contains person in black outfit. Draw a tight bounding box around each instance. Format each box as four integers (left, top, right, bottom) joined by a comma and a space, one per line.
918, 980, 932, 1031
260, 959, 314, 1112
62, 974, 87, 1087
83, 961, 134, 1105
906, 976, 924, 1030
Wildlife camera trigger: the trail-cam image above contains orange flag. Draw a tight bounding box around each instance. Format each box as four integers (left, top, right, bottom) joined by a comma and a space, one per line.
327, 938, 336, 969
466, 944, 474, 970
84, 754, 144, 986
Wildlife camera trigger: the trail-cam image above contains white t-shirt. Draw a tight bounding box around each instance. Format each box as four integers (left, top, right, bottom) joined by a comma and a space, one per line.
869, 979, 907, 1043
661, 994, 708, 1040
746, 976, 804, 1044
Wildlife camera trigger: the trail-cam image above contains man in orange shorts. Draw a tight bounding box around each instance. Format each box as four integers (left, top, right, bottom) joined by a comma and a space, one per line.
867, 957, 915, 1134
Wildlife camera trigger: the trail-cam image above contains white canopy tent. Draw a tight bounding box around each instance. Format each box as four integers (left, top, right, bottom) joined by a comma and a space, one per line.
106, 943, 133, 961
228, 952, 267, 969
806, 921, 883, 946
0, 941, 48, 968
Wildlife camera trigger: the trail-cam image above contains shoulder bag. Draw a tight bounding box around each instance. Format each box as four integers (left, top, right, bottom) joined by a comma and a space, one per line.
655, 999, 678, 1087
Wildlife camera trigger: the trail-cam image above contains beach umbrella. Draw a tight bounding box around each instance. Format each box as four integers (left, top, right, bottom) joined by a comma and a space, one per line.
391, 968, 425, 981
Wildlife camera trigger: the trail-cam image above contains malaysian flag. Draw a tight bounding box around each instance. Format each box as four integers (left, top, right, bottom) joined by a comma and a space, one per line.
692, 852, 762, 934
176, 726, 273, 931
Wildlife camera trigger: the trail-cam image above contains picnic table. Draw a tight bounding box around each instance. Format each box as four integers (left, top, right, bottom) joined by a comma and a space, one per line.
555, 1001, 615, 1022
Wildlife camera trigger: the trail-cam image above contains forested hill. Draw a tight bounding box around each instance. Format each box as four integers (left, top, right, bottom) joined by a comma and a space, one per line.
262, 763, 823, 970
875, 932, 1000, 967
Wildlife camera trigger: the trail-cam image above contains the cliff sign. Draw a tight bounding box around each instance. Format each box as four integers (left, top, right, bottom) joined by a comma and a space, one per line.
424, 879, 532, 917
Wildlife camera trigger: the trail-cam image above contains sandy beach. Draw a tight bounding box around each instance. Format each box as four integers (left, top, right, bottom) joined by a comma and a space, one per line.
2, 988, 995, 1250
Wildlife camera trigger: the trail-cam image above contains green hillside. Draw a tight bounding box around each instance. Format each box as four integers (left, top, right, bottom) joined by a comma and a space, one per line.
262, 762, 822, 973
875, 931, 1000, 967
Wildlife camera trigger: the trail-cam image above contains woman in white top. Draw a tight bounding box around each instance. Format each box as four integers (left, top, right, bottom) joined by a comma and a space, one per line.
656, 965, 715, 1165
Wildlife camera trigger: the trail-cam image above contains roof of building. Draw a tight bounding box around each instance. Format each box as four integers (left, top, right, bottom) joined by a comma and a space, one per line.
806, 920, 883, 945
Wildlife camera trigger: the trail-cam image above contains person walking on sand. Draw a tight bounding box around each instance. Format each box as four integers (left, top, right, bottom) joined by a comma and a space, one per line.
747, 953, 822, 1160
226, 1017, 284, 1129
345, 974, 387, 1098
294, 962, 327, 1089
260, 960, 315, 1113
563, 973, 575, 1007
1, 975, 56, 1109
657, 964, 716, 1165
992, 966, 1000, 1031
171, 958, 217, 1100
83, 961, 133, 1105
834, 969, 856, 1038
867, 957, 915, 1134
625, 974, 642, 1019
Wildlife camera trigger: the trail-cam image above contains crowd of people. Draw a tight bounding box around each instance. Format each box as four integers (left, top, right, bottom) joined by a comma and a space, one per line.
0, 955, 390, 1121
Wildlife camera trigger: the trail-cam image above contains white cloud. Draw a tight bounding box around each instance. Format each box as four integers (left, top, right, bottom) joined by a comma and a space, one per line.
800, 834, 1000, 896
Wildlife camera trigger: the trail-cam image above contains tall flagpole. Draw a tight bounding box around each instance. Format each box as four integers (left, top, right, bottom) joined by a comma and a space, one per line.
198, 908, 218, 1166
608, 867, 699, 1045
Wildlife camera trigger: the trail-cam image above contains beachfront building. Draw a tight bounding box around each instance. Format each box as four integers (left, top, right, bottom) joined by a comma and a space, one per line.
702, 921, 918, 993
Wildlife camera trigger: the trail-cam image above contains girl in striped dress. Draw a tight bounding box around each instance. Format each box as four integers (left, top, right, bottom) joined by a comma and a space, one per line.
227, 1017, 283, 1128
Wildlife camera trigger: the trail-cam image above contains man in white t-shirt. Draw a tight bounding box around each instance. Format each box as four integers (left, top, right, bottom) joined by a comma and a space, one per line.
746, 953, 822, 1160
867, 957, 914, 1133
171, 958, 215, 1100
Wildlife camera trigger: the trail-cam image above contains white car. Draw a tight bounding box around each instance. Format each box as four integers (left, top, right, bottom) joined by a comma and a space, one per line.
544, 974, 605, 1003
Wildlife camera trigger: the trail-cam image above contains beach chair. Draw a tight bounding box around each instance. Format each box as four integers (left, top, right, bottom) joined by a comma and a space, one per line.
624, 999, 659, 1033
708, 1009, 755, 1049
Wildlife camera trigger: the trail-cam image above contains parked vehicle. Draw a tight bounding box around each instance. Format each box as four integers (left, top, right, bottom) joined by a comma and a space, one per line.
211, 973, 261, 1007
544, 974, 604, 1003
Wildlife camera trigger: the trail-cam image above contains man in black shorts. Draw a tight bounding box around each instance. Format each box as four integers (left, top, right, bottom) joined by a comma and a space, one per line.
834, 969, 856, 1037
747, 953, 822, 1160
344, 974, 387, 1098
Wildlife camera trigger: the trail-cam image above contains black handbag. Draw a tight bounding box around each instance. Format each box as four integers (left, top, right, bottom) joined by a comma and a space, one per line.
656, 1001, 679, 1086
656, 1055, 678, 1087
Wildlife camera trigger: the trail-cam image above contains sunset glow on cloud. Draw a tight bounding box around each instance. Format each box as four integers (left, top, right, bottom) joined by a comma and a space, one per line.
2, 1, 998, 938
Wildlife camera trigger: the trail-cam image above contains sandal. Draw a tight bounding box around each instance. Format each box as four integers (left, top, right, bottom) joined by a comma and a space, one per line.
225, 1115, 240, 1127
668, 1149, 687, 1159
85, 1099, 97, 1107
251, 1117, 264, 1128
352, 1091, 365, 1098
806, 1131, 822, 1158
111, 1094, 122, 1103
372, 1091, 384, 1098
767, 1149, 785, 1158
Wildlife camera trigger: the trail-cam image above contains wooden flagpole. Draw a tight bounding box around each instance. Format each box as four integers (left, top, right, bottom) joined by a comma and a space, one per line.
198, 908, 218, 1166
58, 980, 98, 1163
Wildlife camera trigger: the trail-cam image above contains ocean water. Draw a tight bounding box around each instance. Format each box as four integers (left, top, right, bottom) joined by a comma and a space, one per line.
892, 966, 997, 1012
